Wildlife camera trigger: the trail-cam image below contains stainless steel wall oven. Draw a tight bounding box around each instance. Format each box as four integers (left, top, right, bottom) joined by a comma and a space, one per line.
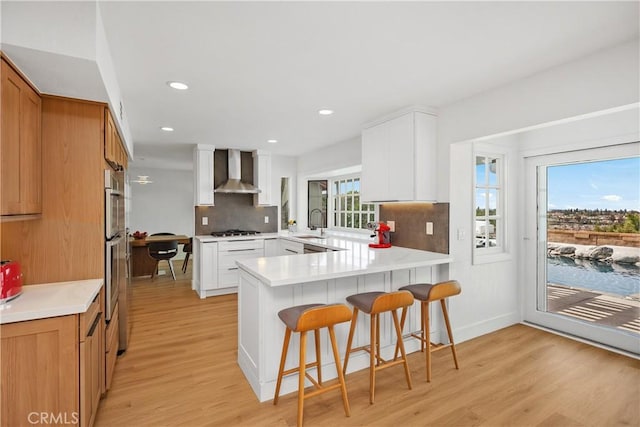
105, 169, 125, 323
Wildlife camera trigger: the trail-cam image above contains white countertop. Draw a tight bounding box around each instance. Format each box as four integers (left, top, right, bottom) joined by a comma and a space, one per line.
0, 279, 103, 324
237, 233, 452, 287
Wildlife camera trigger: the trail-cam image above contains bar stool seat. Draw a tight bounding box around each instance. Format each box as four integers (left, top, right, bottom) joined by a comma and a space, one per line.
398, 280, 462, 382
273, 303, 353, 427
343, 290, 414, 404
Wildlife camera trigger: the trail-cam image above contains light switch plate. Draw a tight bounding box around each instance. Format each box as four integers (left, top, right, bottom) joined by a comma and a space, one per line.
264, 216, 269, 223
202, 217, 208, 225
386, 220, 395, 232
457, 228, 466, 240
426, 222, 433, 235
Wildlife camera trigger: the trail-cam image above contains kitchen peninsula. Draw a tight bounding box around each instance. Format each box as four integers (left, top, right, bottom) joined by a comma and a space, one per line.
236, 234, 452, 401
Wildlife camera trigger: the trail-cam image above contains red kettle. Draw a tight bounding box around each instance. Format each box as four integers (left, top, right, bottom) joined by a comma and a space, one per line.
368, 222, 392, 249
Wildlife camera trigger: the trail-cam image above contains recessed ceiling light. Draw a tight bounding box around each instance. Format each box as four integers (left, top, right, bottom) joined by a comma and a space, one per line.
267, 139, 278, 144
161, 126, 174, 132
318, 109, 334, 115
167, 81, 189, 90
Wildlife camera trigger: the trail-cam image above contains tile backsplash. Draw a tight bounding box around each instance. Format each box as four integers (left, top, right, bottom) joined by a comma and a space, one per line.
195, 194, 278, 235
379, 202, 449, 254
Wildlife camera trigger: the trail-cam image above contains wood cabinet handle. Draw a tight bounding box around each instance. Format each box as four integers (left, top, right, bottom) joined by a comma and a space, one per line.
87, 313, 102, 337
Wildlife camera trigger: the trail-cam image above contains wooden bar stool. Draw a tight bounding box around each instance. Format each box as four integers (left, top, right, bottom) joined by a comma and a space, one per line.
398, 280, 462, 382
342, 290, 414, 404
273, 303, 353, 427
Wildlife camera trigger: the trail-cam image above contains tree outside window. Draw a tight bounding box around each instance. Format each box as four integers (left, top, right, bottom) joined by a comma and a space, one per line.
332, 176, 376, 230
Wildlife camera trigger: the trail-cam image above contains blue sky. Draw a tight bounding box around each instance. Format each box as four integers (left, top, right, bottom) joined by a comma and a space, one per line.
547, 157, 640, 210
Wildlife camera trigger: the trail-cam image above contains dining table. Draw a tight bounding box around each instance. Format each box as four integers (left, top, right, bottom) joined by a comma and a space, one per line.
129, 234, 191, 277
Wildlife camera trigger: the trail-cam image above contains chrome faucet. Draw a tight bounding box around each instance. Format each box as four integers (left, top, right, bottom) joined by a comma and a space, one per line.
309, 208, 325, 232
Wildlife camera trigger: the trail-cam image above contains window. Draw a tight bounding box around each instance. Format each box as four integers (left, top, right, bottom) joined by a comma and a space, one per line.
332, 176, 376, 230
474, 154, 504, 254
307, 180, 328, 228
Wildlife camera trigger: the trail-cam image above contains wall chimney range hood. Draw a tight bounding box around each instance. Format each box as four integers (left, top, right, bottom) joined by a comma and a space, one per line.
214, 149, 261, 194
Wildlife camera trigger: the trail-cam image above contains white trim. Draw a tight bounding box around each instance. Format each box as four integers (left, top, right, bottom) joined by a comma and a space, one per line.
473, 147, 508, 264
473, 103, 639, 144
523, 142, 640, 355
522, 322, 640, 360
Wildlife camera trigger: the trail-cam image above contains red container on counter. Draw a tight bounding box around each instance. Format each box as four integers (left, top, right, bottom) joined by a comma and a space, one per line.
1, 260, 23, 303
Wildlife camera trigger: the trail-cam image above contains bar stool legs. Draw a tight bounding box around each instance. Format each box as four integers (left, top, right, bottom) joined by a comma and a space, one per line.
343, 291, 414, 404
273, 303, 352, 426
399, 280, 462, 382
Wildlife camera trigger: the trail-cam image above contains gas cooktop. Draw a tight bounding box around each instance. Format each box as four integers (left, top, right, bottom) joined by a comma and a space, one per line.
210, 229, 261, 237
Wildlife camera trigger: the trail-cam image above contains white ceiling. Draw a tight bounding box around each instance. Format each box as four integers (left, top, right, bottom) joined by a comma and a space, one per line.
94, 2, 637, 168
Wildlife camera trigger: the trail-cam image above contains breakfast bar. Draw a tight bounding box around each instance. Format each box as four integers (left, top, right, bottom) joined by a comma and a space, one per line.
236, 236, 452, 402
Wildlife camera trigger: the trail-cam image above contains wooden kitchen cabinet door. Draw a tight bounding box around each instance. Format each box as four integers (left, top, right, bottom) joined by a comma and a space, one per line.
1, 57, 42, 215
105, 110, 128, 170
0, 315, 79, 427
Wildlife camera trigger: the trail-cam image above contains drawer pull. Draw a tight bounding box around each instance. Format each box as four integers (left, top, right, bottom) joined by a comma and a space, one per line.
88, 312, 102, 337
227, 267, 239, 271
285, 249, 298, 253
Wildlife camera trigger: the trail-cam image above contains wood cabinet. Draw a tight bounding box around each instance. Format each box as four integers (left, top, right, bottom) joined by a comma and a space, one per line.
253, 150, 272, 206
1, 56, 42, 216
79, 295, 102, 427
1, 96, 106, 285
0, 315, 79, 427
0, 292, 103, 427
105, 110, 127, 170
194, 144, 215, 206
104, 302, 119, 391
361, 109, 437, 202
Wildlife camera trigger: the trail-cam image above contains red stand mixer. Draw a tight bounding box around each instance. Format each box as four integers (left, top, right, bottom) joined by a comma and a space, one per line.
367, 222, 392, 248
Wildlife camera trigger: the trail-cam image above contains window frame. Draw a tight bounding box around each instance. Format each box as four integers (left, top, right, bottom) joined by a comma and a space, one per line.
473, 150, 507, 262
330, 174, 377, 232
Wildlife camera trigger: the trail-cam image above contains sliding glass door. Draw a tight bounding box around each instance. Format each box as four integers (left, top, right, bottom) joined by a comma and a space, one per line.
524, 143, 640, 354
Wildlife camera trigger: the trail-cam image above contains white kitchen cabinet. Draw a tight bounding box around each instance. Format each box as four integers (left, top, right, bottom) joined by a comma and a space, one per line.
194, 238, 265, 298
217, 239, 264, 288
199, 242, 218, 294
264, 238, 279, 257
361, 109, 437, 202
194, 144, 215, 206
252, 150, 272, 206
279, 238, 304, 255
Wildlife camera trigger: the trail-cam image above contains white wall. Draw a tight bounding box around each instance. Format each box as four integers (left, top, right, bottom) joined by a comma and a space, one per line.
297, 136, 361, 176
129, 168, 194, 256
440, 39, 639, 344
1, 1, 134, 155
438, 39, 639, 201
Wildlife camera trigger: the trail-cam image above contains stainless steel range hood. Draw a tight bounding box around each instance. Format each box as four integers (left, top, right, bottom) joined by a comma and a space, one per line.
214, 149, 261, 194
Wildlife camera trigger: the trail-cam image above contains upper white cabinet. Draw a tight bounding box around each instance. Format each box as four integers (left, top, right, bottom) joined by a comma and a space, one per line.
361, 109, 437, 202
253, 150, 272, 206
194, 144, 215, 206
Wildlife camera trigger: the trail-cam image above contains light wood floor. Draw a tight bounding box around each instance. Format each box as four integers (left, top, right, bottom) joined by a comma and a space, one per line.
95, 268, 640, 426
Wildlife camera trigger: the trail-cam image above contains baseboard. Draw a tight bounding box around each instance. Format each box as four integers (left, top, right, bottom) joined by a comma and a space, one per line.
453, 311, 521, 344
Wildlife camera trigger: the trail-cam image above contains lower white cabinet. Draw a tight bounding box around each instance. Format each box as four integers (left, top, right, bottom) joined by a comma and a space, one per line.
279, 238, 304, 255
264, 238, 279, 257
218, 240, 264, 288
195, 239, 264, 298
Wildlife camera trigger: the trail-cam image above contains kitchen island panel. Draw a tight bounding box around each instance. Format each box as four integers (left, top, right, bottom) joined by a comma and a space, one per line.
239, 268, 433, 402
